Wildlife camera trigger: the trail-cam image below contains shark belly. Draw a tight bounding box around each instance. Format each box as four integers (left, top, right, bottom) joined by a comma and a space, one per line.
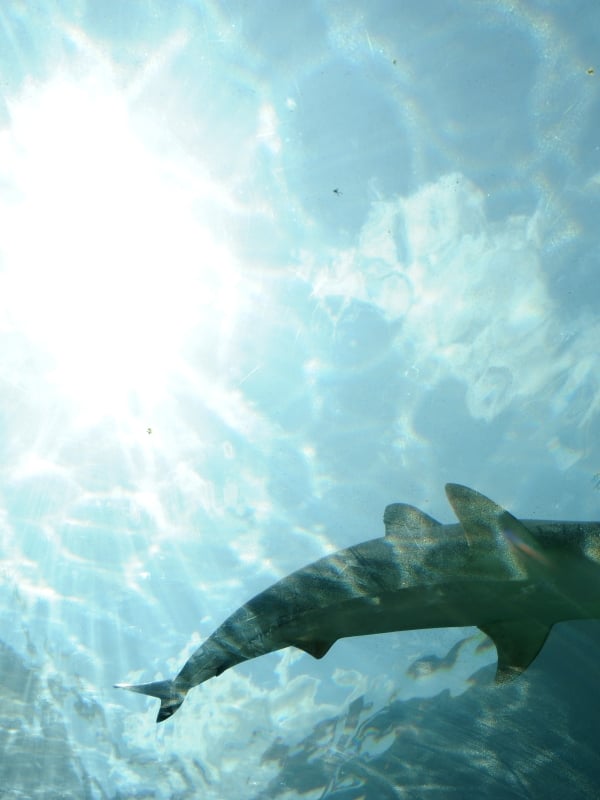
272, 578, 600, 653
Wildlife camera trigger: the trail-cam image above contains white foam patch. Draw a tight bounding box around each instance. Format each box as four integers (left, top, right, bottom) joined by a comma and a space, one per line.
116, 661, 351, 799
308, 173, 600, 431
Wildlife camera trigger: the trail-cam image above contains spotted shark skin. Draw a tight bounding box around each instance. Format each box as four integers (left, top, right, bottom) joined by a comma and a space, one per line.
115, 484, 600, 722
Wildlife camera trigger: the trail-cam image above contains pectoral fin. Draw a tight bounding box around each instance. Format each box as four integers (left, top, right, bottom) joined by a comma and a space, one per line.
293, 640, 336, 659
479, 620, 553, 683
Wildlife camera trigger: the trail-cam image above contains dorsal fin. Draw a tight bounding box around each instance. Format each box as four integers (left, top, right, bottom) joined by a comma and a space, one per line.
383, 503, 441, 537
445, 483, 507, 545
445, 483, 549, 577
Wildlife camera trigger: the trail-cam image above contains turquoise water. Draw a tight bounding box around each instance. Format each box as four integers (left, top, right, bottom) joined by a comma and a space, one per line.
1, 1, 600, 797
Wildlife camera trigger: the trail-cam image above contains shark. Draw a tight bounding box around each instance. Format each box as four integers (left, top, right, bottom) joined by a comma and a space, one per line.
115, 483, 600, 722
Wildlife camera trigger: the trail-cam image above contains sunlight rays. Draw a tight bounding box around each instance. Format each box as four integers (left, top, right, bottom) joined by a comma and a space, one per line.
0, 67, 241, 429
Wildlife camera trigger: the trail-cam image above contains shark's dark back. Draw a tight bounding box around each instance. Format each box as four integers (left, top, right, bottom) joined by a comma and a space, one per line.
522, 520, 600, 558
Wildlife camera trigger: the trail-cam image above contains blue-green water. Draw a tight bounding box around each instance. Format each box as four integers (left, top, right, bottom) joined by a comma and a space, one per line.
1, 1, 600, 797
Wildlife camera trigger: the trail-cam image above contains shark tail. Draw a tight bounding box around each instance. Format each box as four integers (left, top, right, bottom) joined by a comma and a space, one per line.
115, 679, 188, 723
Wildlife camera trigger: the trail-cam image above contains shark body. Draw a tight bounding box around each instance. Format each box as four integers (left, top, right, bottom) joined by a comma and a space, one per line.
116, 484, 600, 722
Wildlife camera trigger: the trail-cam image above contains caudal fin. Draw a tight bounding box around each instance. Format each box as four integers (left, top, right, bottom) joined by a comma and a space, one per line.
115, 679, 188, 723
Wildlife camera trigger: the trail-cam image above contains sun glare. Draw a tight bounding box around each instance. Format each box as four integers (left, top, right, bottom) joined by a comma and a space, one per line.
0, 72, 240, 426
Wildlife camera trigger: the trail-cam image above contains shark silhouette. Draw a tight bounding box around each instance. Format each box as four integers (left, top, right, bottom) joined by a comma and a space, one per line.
116, 484, 600, 722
